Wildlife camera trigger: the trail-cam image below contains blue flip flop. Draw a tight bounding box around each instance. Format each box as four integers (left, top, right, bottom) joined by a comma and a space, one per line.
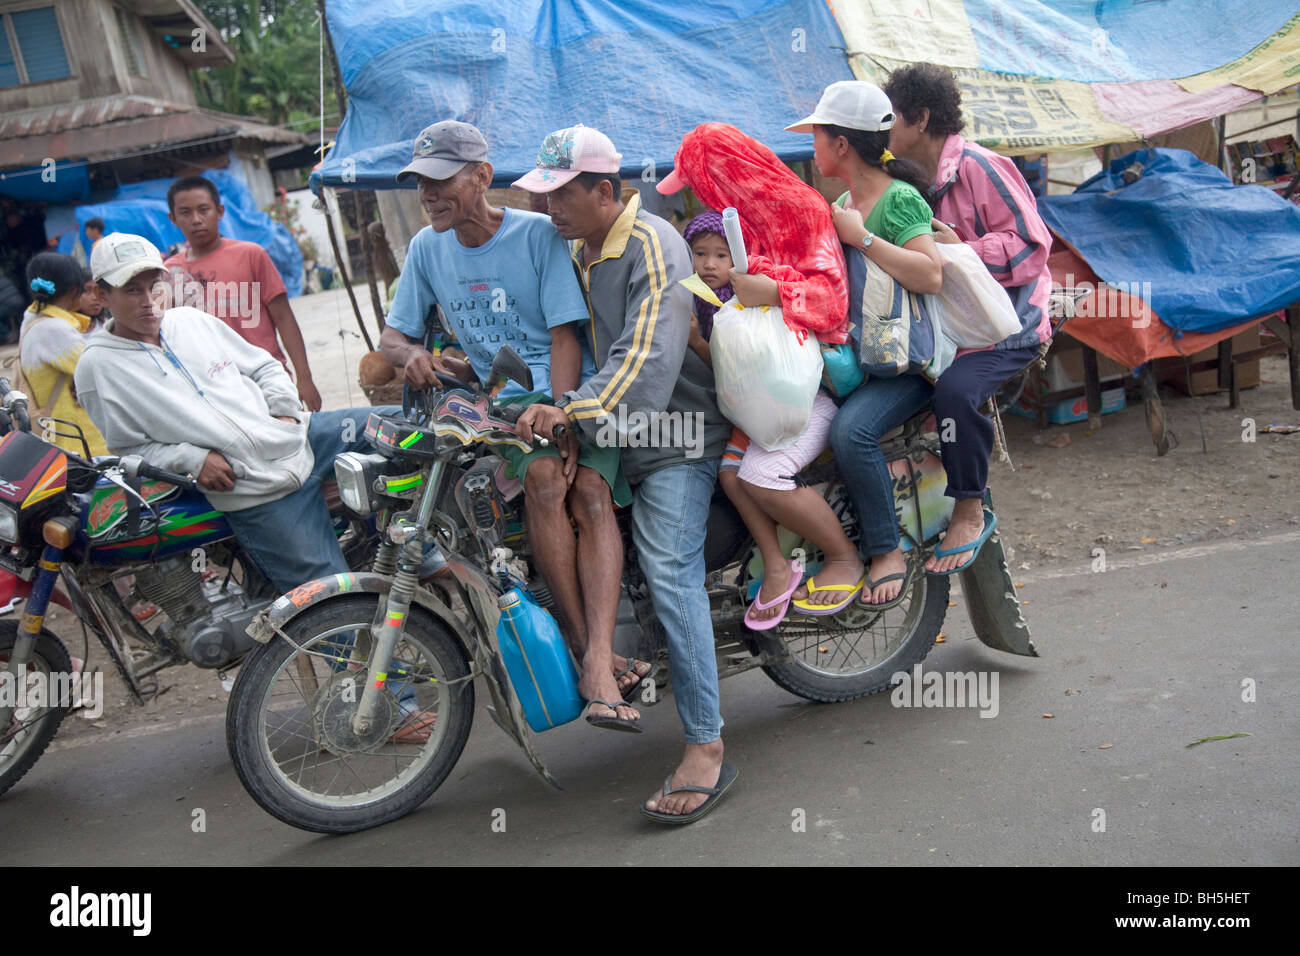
928, 508, 998, 576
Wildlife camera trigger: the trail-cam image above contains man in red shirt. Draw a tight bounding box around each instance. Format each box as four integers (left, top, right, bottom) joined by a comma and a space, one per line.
163, 176, 322, 410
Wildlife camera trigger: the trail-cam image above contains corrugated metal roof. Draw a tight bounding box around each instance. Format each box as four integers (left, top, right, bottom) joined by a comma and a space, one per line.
0, 95, 307, 168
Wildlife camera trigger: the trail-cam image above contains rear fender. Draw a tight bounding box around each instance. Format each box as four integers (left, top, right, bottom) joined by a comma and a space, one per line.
958, 529, 1037, 658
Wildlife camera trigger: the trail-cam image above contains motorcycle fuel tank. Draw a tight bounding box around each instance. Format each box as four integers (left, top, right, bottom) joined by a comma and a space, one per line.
76, 476, 233, 565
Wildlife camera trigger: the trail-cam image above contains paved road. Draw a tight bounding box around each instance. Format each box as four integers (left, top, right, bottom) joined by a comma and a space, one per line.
4, 532, 1297, 866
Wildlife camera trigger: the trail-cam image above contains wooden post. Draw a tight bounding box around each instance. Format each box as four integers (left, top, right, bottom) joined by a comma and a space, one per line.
1287, 303, 1300, 410
317, 0, 386, 335
1082, 345, 1102, 431
1140, 365, 1170, 456
322, 191, 374, 352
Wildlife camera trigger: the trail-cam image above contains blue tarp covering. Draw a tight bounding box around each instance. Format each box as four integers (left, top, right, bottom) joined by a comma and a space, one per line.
56, 167, 302, 297
314, 0, 854, 190
1039, 148, 1300, 335
960, 0, 1297, 83
0, 160, 90, 203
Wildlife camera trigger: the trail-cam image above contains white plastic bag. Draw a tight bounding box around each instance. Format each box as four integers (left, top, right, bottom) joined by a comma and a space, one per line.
931, 242, 1022, 348
710, 300, 824, 451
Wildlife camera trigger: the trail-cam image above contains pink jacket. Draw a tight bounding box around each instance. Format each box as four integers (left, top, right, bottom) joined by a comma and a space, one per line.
933, 135, 1053, 350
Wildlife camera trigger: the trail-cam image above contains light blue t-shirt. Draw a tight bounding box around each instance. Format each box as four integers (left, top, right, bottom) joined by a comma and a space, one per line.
387, 207, 593, 397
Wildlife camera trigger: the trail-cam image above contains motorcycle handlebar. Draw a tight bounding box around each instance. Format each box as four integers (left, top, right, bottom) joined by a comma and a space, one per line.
119, 455, 200, 492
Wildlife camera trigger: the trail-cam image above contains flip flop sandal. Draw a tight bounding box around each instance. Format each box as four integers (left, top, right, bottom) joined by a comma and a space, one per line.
743, 558, 805, 632
791, 575, 865, 616
389, 709, 437, 744
616, 657, 659, 704
640, 761, 740, 825
928, 508, 999, 577
584, 698, 642, 734
859, 563, 916, 612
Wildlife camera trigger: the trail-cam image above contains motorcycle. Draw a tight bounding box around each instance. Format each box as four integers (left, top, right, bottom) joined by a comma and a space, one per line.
0, 380, 376, 797
226, 346, 1036, 834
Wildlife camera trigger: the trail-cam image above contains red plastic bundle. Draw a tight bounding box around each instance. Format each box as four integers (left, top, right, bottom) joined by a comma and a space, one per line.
672, 123, 849, 344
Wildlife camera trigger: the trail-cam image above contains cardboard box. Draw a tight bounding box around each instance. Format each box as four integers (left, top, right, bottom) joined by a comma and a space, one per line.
1008, 387, 1126, 425
1042, 340, 1128, 392
1156, 326, 1260, 396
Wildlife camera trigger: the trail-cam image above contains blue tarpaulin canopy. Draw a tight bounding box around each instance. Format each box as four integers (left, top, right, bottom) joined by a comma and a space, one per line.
56, 167, 302, 298
1039, 148, 1300, 335
314, 0, 854, 191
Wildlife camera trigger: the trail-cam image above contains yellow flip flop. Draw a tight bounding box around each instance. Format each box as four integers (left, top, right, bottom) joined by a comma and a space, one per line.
791, 575, 865, 616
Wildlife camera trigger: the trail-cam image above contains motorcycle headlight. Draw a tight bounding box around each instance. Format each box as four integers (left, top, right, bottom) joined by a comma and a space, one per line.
0, 504, 17, 544
334, 452, 388, 515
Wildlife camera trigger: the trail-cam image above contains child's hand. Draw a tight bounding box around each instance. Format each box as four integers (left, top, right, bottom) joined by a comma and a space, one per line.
689, 312, 701, 342
729, 269, 781, 308
831, 203, 866, 244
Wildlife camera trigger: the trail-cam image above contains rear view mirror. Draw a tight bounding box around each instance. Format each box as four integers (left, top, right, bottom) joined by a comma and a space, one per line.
486, 345, 534, 393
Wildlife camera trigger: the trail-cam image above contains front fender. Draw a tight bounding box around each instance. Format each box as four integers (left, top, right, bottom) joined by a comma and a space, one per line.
247, 571, 474, 665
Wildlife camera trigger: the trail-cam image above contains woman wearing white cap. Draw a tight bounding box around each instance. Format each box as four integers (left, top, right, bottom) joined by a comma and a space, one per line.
786, 80, 948, 610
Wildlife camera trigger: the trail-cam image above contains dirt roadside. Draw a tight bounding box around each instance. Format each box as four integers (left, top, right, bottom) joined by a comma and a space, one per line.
17, 354, 1300, 751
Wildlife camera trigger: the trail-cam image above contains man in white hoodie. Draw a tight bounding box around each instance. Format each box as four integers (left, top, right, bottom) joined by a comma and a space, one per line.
76, 233, 440, 742
74, 233, 404, 594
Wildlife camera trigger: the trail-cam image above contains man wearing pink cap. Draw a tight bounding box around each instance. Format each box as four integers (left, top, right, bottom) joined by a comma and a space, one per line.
514, 125, 735, 825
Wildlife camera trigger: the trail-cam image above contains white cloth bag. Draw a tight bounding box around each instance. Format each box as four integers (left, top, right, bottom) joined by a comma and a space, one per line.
931, 242, 1022, 348
710, 300, 824, 451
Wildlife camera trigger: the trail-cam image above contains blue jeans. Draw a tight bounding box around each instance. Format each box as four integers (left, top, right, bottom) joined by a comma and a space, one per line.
630, 459, 722, 745
224, 408, 396, 593
827, 377, 933, 558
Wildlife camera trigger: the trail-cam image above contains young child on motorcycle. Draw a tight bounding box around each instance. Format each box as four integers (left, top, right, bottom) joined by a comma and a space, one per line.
658, 124, 863, 627
683, 211, 734, 368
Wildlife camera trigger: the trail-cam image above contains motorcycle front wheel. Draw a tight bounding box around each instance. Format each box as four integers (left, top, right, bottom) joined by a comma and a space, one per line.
226, 594, 474, 834
0, 623, 73, 798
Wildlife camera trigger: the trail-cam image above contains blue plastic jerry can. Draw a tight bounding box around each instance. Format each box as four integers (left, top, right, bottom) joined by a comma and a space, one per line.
495, 588, 583, 732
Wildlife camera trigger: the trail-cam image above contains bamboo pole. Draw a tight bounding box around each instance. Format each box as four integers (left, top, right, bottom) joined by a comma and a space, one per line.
317, 0, 387, 333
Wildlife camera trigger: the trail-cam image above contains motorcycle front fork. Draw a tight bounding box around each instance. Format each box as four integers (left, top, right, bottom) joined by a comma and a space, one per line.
350, 461, 444, 736
0, 545, 64, 731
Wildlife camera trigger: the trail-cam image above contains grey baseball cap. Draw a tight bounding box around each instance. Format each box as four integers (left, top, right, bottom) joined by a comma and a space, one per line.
397, 121, 490, 183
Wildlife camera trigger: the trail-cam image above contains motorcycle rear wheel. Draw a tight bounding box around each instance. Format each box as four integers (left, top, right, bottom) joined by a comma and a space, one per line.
0, 623, 73, 798
760, 567, 949, 702
226, 594, 474, 834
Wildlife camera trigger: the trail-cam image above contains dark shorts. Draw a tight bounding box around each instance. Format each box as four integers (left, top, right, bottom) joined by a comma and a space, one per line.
498, 392, 632, 507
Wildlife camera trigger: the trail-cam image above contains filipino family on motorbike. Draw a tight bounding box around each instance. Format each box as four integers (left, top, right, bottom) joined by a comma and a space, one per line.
1, 64, 1051, 829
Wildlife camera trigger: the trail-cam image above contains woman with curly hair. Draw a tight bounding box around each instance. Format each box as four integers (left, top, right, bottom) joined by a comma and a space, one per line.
876, 62, 1052, 575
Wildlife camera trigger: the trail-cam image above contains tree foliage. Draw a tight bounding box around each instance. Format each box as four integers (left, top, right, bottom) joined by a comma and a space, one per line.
191, 0, 338, 131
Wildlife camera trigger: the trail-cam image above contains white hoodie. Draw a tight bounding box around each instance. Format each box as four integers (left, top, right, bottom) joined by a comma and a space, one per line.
74, 307, 312, 512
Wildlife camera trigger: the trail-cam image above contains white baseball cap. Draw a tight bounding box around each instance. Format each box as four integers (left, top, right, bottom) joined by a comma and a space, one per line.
513, 125, 623, 192
786, 81, 896, 134
91, 233, 167, 286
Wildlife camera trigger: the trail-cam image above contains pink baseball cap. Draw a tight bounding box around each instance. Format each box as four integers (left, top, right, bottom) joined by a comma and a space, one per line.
513, 125, 623, 192
655, 161, 688, 195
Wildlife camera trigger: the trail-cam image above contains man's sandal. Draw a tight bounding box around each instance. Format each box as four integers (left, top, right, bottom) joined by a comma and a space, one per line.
640, 761, 740, 825
616, 657, 658, 704
791, 575, 865, 616
585, 699, 642, 733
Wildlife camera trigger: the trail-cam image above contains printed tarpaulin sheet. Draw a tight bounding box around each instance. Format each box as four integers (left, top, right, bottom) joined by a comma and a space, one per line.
1039, 148, 1300, 337
56, 168, 302, 298
831, 1, 1300, 154
314, 0, 854, 190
